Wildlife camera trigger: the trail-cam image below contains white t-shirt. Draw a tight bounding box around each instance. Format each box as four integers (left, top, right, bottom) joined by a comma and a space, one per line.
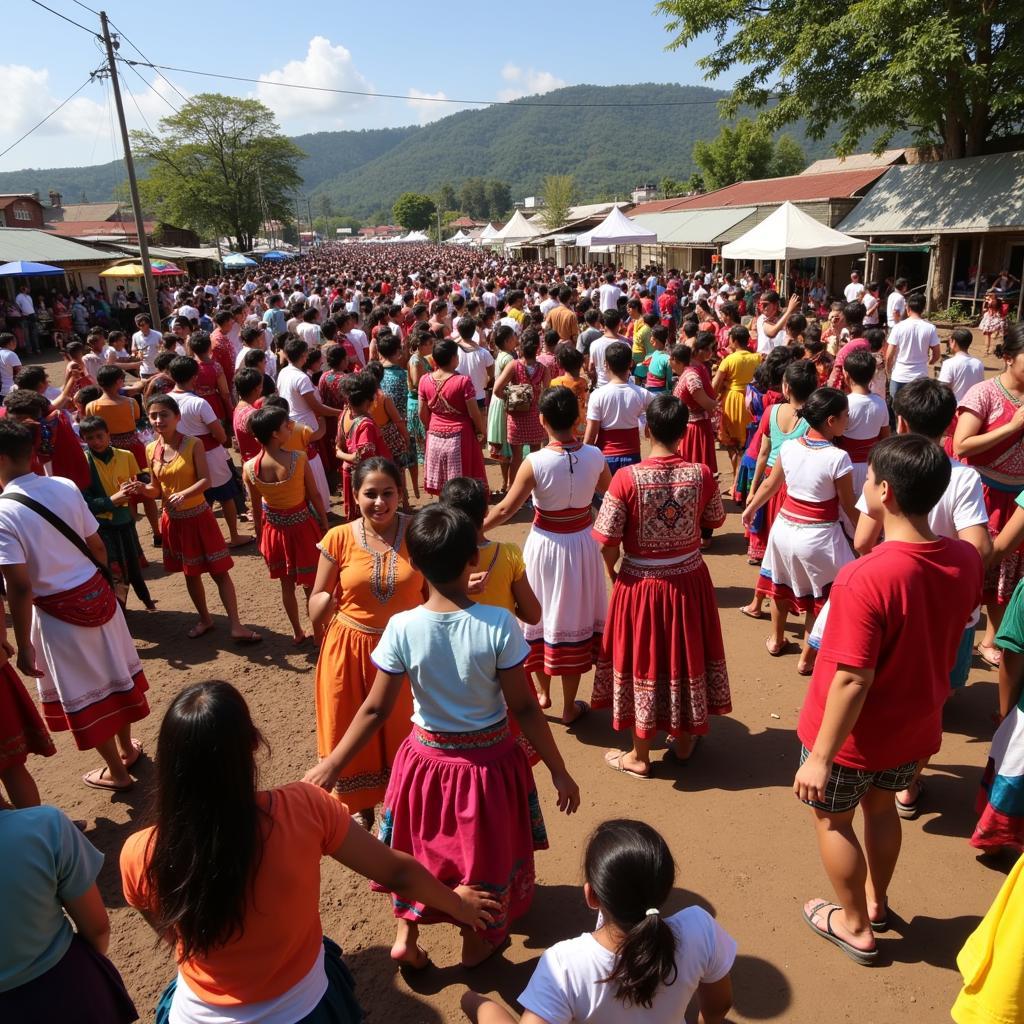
0, 348, 22, 392
939, 352, 986, 403
888, 317, 940, 383
863, 292, 880, 325
756, 314, 783, 355
372, 603, 529, 734
456, 344, 494, 401
346, 329, 368, 367
0, 473, 99, 596
132, 328, 163, 376
14, 293, 35, 317
886, 290, 907, 324
588, 334, 628, 388
844, 281, 866, 303
598, 283, 623, 312
277, 364, 318, 429
295, 322, 322, 348
586, 380, 652, 431
519, 908, 736, 1024
778, 440, 853, 500
845, 392, 889, 440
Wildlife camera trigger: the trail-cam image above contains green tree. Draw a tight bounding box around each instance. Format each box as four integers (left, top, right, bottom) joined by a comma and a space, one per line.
657, 0, 1024, 159
692, 119, 775, 190
660, 176, 686, 197
437, 182, 457, 214
132, 93, 303, 250
769, 135, 807, 178
485, 180, 512, 220
459, 178, 488, 219
541, 174, 576, 231
686, 172, 705, 193
392, 192, 436, 231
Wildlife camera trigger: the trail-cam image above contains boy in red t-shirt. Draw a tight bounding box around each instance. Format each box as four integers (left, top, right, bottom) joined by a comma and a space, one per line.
794, 434, 983, 965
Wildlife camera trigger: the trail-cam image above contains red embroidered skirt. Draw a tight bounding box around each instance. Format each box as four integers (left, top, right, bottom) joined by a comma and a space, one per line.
592, 553, 731, 737
160, 504, 233, 577
259, 502, 323, 586
373, 720, 548, 944
0, 661, 55, 773
678, 418, 716, 475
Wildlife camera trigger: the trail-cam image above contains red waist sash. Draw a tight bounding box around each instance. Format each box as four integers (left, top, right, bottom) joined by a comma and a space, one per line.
597, 426, 640, 457
197, 433, 220, 452
781, 495, 839, 522
839, 435, 880, 463
533, 506, 593, 533
34, 571, 116, 627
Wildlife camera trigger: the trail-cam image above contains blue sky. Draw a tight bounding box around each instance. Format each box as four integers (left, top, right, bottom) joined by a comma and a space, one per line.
1, 0, 720, 170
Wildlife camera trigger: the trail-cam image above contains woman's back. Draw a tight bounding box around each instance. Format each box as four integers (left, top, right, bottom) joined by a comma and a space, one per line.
528, 444, 605, 512
121, 781, 348, 1007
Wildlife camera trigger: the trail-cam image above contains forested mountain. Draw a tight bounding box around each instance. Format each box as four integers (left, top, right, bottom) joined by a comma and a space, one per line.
0, 83, 842, 219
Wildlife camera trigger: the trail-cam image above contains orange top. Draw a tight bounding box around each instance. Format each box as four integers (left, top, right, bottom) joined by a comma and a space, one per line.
317, 516, 423, 628
86, 395, 140, 435
369, 392, 390, 429
245, 449, 310, 510
120, 782, 349, 1005
549, 373, 588, 438
283, 422, 314, 453
146, 435, 207, 510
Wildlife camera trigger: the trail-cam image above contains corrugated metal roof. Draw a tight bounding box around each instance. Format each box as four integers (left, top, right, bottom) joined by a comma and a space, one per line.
801, 150, 906, 175
0, 228, 118, 263
837, 151, 1024, 235
630, 207, 758, 245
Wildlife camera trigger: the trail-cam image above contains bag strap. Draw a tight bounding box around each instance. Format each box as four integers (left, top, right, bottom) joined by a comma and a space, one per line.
0, 492, 113, 586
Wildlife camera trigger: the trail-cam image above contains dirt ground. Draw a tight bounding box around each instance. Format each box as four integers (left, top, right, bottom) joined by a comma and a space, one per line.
23, 343, 1019, 1024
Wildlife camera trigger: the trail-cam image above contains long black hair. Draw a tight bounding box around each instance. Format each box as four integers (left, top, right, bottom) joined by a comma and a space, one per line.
586, 819, 678, 1008
144, 681, 268, 959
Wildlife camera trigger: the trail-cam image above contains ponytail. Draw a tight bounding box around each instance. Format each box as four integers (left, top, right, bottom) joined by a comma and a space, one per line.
585, 819, 678, 1009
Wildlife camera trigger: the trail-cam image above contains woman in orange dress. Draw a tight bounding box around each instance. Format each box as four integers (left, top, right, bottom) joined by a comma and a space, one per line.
309, 457, 424, 831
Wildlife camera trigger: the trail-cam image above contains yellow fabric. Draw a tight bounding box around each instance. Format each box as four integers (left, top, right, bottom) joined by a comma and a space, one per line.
632, 323, 653, 361
474, 541, 526, 615
549, 373, 588, 439
86, 396, 140, 435
146, 435, 207, 510
717, 350, 761, 445
283, 423, 314, 453
246, 450, 310, 510
90, 448, 141, 521
718, 350, 761, 395
951, 853, 1024, 1024
507, 307, 525, 324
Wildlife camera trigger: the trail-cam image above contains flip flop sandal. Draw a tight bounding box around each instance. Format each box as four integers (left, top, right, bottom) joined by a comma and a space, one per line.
232, 631, 262, 645
82, 766, 134, 793
978, 644, 1002, 668
896, 780, 925, 820
802, 902, 878, 966
121, 739, 144, 770
564, 700, 589, 728
604, 750, 652, 781
870, 904, 890, 933
739, 606, 764, 620
765, 637, 786, 657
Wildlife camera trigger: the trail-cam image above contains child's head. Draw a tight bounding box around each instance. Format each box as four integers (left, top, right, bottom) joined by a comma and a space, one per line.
892, 378, 956, 440
79, 415, 110, 454
341, 371, 377, 412
439, 476, 487, 530
492, 324, 516, 353
169, 356, 199, 387
864, 327, 886, 353
555, 342, 583, 376
248, 405, 290, 446
407, 502, 478, 586
363, 360, 384, 385
539, 385, 581, 434
798, 386, 848, 435
74, 385, 102, 415
262, 394, 290, 415
605, 342, 632, 377
842, 349, 876, 389
324, 343, 349, 372
234, 367, 263, 404
456, 317, 477, 342
109, 330, 127, 349
646, 395, 689, 447
728, 325, 750, 351
0, 419, 36, 481
782, 359, 818, 403
668, 343, 691, 373
96, 364, 125, 393
865, 433, 951, 520
189, 332, 212, 357
65, 340, 85, 363
376, 333, 401, 360
147, 393, 181, 433
0, 332, 17, 350
520, 330, 540, 360
951, 327, 972, 352
650, 325, 668, 350
583, 820, 677, 1009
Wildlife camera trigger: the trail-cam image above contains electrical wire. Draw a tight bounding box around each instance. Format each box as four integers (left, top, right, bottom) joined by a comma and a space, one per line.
0, 73, 99, 162
111, 23, 191, 106
120, 69, 155, 133
68, 0, 98, 13
27, 0, 99, 37
122, 60, 736, 108
120, 58, 180, 116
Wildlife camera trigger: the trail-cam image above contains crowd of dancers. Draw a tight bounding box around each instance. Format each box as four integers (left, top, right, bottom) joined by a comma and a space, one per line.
0, 243, 1021, 1024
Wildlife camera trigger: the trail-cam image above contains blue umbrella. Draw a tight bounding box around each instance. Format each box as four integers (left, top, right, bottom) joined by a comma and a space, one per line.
222, 252, 257, 267
261, 250, 289, 261
0, 260, 65, 276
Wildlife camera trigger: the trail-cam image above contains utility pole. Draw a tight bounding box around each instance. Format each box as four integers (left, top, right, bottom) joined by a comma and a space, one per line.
305, 197, 314, 247
99, 11, 160, 324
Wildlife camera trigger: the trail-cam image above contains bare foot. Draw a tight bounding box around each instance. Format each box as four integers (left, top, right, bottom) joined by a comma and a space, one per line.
292, 632, 309, 646
119, 738, 144, 769
536, 690, 552, 709
227, 535, 254, 548
461, 928, 504, 968
187, 620, 214, 639
390, 937, 430, 970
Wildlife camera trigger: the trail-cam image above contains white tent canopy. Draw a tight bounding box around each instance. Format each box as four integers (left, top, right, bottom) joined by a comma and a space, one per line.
721, 201, 866, 260
479, 222, 499, 240
575, 206, 658, 247
493, 210, 541, 243
446, 229, 470, 244
397, 229, 430, 242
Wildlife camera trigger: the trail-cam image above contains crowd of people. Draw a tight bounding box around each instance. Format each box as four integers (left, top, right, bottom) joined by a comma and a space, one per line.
0, 242, 1022, 1024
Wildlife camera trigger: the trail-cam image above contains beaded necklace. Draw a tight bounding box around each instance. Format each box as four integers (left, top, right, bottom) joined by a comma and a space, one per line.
358, 514, 406, 604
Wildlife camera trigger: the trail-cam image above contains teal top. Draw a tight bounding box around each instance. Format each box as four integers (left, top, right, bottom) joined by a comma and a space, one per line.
767, 403, 810, 467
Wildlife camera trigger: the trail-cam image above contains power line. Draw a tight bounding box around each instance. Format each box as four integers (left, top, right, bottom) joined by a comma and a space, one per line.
120, 57, 180, 116
120, 69, 155, 133
27, 0, 99, 37
110, 22, 191, 106
123, 60, 735, 108
0, 72, 100, 162
69, 0, 98, 13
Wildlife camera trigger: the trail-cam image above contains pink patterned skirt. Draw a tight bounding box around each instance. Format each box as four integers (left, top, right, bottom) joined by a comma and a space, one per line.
424, 424, 487, 496
373, 720, 548, 943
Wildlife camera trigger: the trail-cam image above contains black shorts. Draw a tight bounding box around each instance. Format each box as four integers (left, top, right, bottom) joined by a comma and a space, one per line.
799, 746, 918, 813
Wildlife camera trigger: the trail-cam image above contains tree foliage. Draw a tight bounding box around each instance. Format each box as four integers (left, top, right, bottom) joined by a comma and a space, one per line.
541, 175, 576, 231
132, 93, 303, 250
657, 0, 1024, 159
437, 183, 457, 214
692, 120, 806, 190
392, 192, 436, 231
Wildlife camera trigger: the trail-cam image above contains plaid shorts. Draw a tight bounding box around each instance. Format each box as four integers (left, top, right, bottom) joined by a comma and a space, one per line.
799, 746, 918, 813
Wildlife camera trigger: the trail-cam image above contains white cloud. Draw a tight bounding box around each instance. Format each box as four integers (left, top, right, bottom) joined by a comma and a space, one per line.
498, 64, 567, 101
256, 36, 373, 130
406, 88, 476, 125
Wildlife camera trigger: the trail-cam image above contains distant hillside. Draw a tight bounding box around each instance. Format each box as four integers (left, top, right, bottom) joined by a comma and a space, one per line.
0, 83, 848, 218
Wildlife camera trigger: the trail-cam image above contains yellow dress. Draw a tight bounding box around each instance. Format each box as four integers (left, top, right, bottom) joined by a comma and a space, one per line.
951, 852, 1024, 1024
717, 350, 761, 446
314, 516, 423, 810
474, 541, 526, 614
